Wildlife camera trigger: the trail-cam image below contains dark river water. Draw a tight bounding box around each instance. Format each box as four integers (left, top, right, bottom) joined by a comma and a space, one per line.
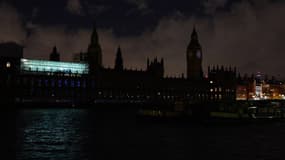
15, 108, 285, 160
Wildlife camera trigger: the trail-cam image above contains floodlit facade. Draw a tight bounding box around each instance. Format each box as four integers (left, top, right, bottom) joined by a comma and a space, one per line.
236, 74, 285, 100
20, 58, 89, 75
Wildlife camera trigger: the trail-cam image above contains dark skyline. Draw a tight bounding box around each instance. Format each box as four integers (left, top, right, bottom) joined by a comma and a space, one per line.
0, 0, 285, 78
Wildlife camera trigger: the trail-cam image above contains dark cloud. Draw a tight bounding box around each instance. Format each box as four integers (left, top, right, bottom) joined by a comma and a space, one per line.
0, 2, 26, 43
204, 0, 285, 78
66, 0, 83, 15
204, 0, 228, 14
24, 25, 91, 60
126, 0, 153, 16
125, 0, 153, 18
90, 5, 110, 16
105, 0, 285, 79
0, 0, 285, 79
127, 0, 148, 11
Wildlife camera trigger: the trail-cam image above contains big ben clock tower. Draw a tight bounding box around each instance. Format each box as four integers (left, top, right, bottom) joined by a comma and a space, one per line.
187, 27, 203, 79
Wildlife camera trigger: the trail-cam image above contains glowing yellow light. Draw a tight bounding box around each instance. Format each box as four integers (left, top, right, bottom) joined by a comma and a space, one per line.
6, 62, 11, 68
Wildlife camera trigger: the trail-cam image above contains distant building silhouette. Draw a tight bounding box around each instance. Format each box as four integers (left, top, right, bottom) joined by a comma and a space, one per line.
49, 46, 60, 61
87, 23, 102, 74
187, 27, 203, 79
236, 73, 285, 100
147, 57, 164, 78
114, 46, 123, 71
0, 25, 242, 105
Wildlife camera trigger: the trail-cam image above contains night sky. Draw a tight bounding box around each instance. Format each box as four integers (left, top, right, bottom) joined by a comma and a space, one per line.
0, 0, 285, 78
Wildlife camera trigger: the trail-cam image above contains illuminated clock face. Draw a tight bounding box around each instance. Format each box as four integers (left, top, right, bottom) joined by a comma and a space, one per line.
196, 50, 201, 59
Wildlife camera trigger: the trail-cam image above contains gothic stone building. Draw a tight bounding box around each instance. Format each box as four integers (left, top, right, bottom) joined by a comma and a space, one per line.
0, 25, 237, 106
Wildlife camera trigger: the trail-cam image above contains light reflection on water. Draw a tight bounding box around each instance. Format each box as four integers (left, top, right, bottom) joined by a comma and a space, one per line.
16, 108, 285, 160
16, 109, 89, 159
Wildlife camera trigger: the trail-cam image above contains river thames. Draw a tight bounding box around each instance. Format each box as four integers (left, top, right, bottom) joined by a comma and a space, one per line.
15, 108, 285, 160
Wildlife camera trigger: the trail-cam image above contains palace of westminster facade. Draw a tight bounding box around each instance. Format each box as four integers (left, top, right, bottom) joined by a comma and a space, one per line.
0, 25, 259, 105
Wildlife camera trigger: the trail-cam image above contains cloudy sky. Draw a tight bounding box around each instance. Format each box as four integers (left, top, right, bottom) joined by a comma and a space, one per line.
0, 0, 285, 78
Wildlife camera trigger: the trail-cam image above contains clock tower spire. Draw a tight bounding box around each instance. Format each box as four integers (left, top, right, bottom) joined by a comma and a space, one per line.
88, 22, 102, 74
186, 27, 203, 79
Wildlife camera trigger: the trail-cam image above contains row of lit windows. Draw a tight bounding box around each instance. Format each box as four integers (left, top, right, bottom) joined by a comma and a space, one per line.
20, 58, 89, 74
94, 91, 234, 100
210, 87, 222, 92
18, 89, 236, 101
20, 78, 87, 88
210, 87, 235, 92
14, 79, 235, 100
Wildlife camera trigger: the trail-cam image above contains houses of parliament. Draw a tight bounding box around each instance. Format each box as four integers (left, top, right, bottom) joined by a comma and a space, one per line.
0, 25, 237, 106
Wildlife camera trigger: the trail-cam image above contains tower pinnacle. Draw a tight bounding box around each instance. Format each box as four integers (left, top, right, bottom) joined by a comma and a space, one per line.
115, 46, 123, 70
49, 46, 60, 61
91, 22, 99, 45
88, 22, 102, 74
190, 26, 199, 45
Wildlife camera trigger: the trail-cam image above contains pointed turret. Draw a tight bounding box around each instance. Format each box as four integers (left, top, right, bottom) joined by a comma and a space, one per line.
49, 46, 60, 61
53, 46, 57, 53
115, 46, 123, 70
88, 22, 102, 74
191, 27, 198, 41
90, 22, 99, 45
147, 58, 150, 68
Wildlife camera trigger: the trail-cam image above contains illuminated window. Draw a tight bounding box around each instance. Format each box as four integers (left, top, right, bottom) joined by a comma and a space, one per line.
219, 94, 222, 99
6, 62, 11, 68
20, 58, 89, 74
